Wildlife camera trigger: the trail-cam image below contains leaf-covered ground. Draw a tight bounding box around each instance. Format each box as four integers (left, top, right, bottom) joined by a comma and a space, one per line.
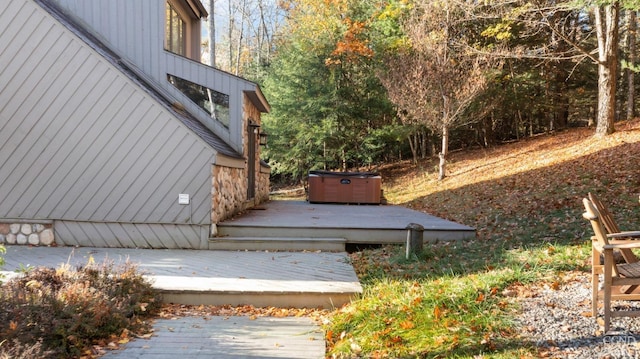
382, 122, 640, 233
325, 121, 640, 358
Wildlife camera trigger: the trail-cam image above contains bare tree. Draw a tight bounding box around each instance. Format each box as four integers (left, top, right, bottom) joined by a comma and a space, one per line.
205, 0, 283, 76
379, 0, 493, 180
234, 0, 247, 75
256, 0, 270, 67
228, 0, 234, 71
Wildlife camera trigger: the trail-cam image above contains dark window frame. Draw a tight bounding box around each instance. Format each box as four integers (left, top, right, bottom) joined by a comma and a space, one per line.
165, 2, 186, 56
167, 74, 230, 128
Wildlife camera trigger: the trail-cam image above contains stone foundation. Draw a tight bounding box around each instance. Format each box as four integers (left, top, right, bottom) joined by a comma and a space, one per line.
0, 222, 55, 246
212, 166, 248, 225
257, 165, 270, 203
211, 163, 271, 227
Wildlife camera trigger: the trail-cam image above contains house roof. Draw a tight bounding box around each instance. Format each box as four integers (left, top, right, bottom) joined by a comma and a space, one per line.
36, 0, 243, 159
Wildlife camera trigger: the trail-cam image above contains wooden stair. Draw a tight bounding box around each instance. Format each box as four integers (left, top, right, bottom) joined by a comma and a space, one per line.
208, 236, 346, 251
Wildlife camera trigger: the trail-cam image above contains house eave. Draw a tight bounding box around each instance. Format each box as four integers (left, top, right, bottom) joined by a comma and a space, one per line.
244, 88, 270, 113
177, 0, 208, 19
215, 153, 246, 169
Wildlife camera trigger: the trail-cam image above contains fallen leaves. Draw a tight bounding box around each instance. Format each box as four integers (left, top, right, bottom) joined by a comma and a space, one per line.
433, 305, 443, 320
82, 327, 150, 358
156, 303, 329, 323
382, 121, 640, 243
72, 304, 328, 358
399, 320, 415, 330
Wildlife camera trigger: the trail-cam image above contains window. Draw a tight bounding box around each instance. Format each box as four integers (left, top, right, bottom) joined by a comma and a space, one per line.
165, 2, 186, 56
168, 74, 230, 128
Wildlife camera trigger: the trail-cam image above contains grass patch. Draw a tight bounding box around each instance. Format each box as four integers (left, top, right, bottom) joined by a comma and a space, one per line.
328, 268, 533, 358
0, 260, 161, 358
328, 241, 587, 358
325, 123, 640, 358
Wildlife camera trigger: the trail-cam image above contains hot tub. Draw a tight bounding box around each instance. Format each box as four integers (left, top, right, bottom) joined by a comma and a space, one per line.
307, 170, 382, 204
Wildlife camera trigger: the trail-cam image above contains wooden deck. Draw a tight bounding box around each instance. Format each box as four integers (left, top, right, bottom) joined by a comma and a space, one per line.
1, 246, 361, 309
212, 200, 475, 251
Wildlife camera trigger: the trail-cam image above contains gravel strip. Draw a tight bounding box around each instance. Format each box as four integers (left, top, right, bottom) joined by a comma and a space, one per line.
517, 271, 640, 358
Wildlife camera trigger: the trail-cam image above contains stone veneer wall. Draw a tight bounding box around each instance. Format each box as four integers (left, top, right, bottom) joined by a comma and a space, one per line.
244, 98, 269, 205
0, 222, 55, 246
257, 166, 270, 203
212, 165, 247, 225
211, 98, 270, 230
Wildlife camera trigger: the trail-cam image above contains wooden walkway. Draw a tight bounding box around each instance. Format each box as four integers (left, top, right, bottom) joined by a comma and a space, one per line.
1, 246, 361, 309
101, 316, 325, 359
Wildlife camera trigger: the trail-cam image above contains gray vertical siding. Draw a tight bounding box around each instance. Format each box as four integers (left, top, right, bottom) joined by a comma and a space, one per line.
49, 0, 267, 155
0, 0, 216, 248
55, 221, 207, 249
51, 0, 157, 72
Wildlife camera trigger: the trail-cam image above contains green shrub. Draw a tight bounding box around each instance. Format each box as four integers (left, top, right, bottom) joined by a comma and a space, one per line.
0, 260, 161, 358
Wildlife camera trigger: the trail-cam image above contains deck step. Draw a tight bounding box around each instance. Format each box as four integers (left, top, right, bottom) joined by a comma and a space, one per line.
208, 237, 346, 252
158, 285, 358, 309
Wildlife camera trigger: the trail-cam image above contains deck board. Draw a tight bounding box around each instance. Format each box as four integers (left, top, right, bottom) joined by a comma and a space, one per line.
226, 200, 472, 230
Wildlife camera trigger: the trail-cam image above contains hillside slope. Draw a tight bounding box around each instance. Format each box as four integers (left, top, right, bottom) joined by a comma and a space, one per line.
381, 121, 640, 241
326, 120, 640, 358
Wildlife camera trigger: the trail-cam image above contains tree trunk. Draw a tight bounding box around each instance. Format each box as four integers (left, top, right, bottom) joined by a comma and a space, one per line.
594, 2, 619, 136
234, 0, 246, 76
438, 124, 449, 181
257, 0, 271, 68
407, 134, 418, 164
323, 141, 327, 170
228, 1, 233, 71
628, 10, 637, 120
207, 0, 216, 68
420, 129, 427, 159
206, 0, 216, 119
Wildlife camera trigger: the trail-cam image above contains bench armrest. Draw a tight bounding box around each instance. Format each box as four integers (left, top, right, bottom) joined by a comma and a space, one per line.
603, 241, 640, 250
607, 231, 640, 239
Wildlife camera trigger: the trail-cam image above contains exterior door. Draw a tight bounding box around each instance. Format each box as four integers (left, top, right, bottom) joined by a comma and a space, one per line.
247, 123, 256, 199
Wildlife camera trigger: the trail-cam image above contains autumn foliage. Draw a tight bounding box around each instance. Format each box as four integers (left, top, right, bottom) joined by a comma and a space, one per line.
0, 261, 161, 358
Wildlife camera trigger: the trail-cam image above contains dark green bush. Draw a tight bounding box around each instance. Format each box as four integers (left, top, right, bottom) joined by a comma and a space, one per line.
0, 261, 161, 358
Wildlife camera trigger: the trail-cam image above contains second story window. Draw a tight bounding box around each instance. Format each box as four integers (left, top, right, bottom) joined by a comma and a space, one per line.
168, 74, 230, 128
165, 2, 186, 56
